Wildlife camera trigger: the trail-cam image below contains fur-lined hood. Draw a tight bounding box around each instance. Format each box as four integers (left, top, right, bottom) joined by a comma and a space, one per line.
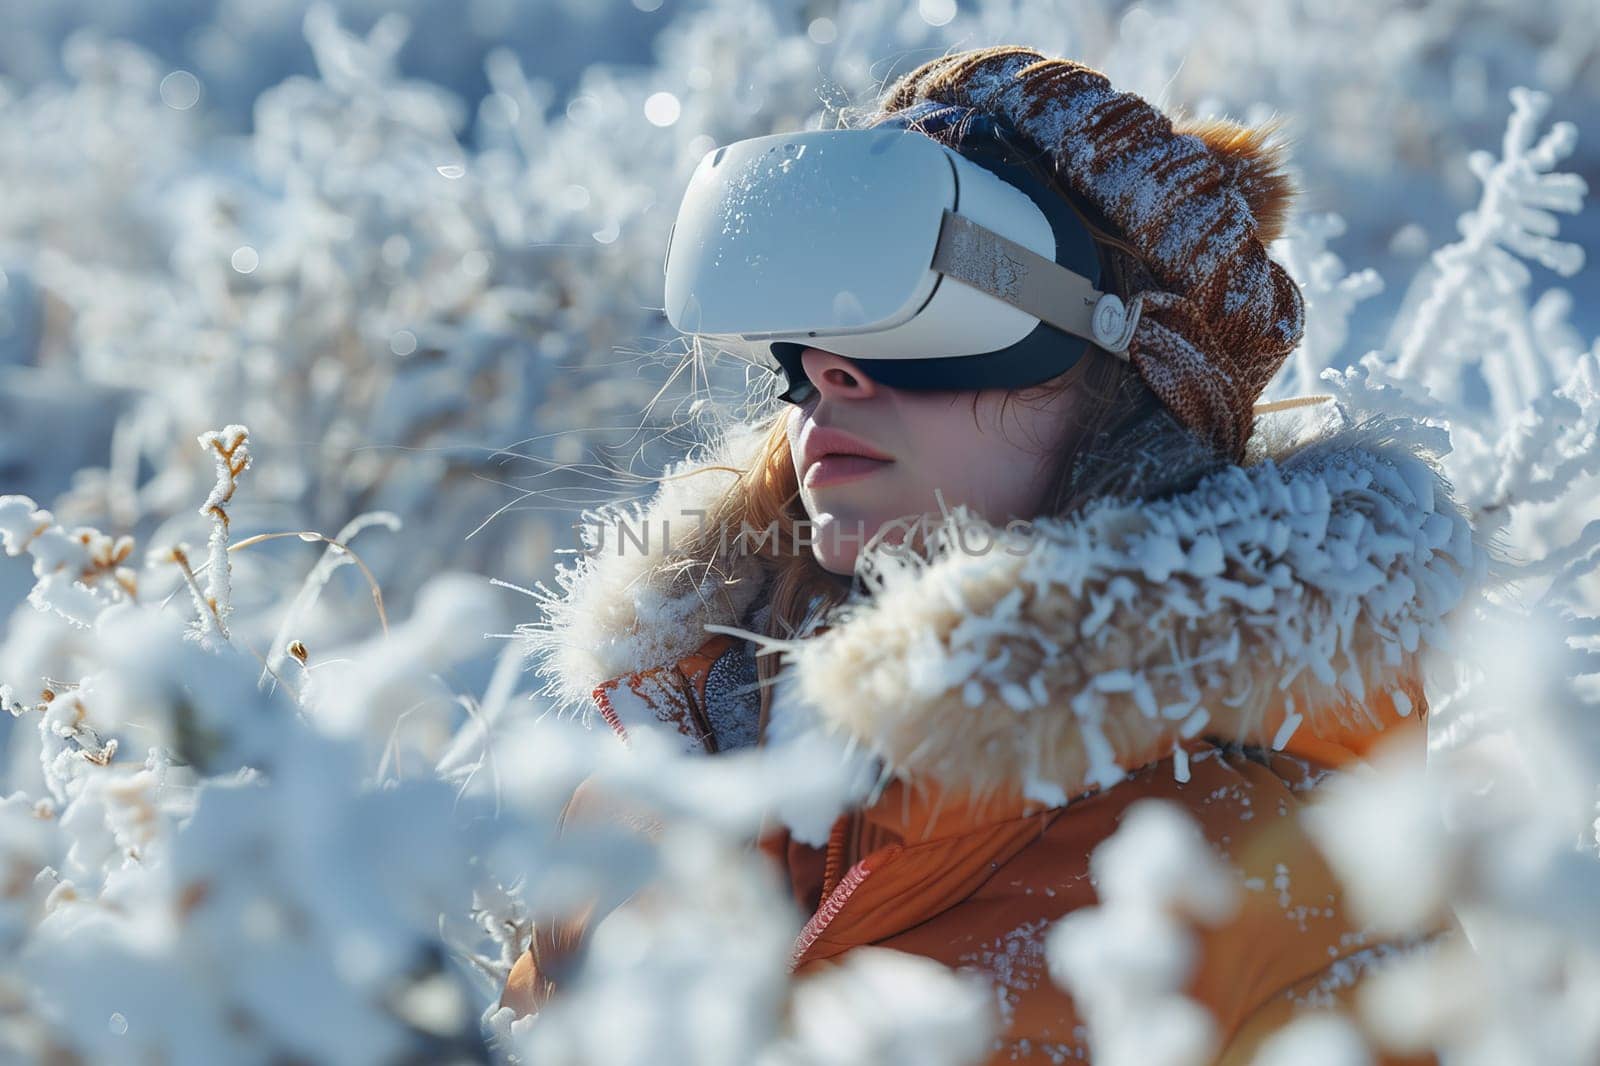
518, 403, 1488, 808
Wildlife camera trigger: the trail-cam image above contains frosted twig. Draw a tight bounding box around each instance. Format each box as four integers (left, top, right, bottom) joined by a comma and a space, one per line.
1394, 88, 1585, 379
22, 686, 120, 802
1270, 212, 1384, 397
0, 495, 137, 628
185, 527, 395, 643
444, 692, 501, 817
235, 514, 400, 691
164, 545, 228, 651
197, 425, 252, 639
1481, 350, 1600, 522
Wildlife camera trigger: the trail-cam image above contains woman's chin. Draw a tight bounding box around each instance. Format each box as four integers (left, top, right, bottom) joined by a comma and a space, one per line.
811, 545, 860, 577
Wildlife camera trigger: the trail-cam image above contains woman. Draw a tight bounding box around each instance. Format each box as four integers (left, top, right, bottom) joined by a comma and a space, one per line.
503, 46, 1482, 1065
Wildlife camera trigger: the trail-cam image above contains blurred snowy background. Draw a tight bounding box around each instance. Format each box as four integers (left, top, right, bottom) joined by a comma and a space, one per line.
0, 0, 1595, 1063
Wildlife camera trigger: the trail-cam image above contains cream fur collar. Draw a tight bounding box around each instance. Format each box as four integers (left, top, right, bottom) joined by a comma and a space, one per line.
518, 406, 1488, 804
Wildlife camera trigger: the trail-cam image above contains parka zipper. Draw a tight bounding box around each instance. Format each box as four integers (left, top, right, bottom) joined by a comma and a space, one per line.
817, 805, 865, 899
791, 838, 903, 972
791, 805, 884, 971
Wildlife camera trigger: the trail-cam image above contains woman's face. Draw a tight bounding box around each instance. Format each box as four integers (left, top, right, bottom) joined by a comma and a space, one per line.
785, 346, 1085, 576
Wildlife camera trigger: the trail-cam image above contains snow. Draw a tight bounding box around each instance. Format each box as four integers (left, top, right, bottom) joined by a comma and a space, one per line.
0, 2, 1596, 1064
1251, 1014, 1375, 1066
768, 947, 997, 1066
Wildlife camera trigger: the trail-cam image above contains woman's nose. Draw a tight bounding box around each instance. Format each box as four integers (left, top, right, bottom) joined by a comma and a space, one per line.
800, 347, 879, 399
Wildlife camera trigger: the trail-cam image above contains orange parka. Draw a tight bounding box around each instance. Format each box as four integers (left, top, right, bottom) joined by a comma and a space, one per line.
506, 410, 1485, 1065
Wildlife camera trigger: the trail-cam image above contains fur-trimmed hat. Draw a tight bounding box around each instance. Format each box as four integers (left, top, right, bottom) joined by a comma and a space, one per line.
873, 46, 1306, 463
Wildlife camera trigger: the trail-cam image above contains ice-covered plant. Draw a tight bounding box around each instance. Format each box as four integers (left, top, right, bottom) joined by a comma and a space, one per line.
1045, 800, 1239, 1066
0, 495, 136, 628
1307, 119, 1597, 1055
1326, 87, 1594, 547
0, 426, 587, 1063
1265, 211, 1385, 399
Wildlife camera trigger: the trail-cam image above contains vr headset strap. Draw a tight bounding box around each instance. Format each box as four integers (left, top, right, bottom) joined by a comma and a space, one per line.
931, 209, 1140, 356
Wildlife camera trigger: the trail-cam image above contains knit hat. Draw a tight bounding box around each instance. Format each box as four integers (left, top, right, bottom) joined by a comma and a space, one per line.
871, 46, 1306, 464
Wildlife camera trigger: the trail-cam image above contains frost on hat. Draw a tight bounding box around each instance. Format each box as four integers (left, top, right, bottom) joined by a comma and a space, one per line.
875, 46, 1307, 464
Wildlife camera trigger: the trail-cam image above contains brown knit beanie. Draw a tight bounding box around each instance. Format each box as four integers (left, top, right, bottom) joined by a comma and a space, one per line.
874, 46, 1306, 464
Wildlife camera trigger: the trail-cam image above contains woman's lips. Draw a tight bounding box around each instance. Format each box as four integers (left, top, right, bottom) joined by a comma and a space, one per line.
804, 454, 894, 488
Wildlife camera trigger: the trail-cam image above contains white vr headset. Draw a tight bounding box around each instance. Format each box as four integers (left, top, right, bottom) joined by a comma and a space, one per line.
661, 111, 1143, 405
